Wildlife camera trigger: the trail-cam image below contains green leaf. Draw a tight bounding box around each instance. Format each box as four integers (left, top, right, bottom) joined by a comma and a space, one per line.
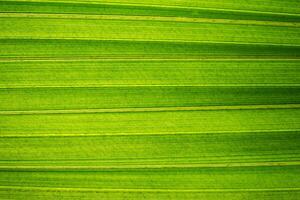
0, 0, 300, 199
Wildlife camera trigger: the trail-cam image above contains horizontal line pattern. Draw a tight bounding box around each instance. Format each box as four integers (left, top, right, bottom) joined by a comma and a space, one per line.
0, 104, 300, 115
1, 13, 300, 27
0, 0, 300, 199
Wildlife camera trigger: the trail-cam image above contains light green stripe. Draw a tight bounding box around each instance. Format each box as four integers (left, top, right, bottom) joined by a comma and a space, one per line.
1, 13, 299, 27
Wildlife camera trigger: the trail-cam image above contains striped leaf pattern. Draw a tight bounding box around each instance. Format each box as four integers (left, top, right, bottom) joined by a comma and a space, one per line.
0, 0, 300, 199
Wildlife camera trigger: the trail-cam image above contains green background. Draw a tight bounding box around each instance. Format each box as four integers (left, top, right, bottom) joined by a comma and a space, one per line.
0, 0, 300, 199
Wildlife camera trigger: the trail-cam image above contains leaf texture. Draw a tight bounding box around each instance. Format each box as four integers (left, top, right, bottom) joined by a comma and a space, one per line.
0, 0, 300, 199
